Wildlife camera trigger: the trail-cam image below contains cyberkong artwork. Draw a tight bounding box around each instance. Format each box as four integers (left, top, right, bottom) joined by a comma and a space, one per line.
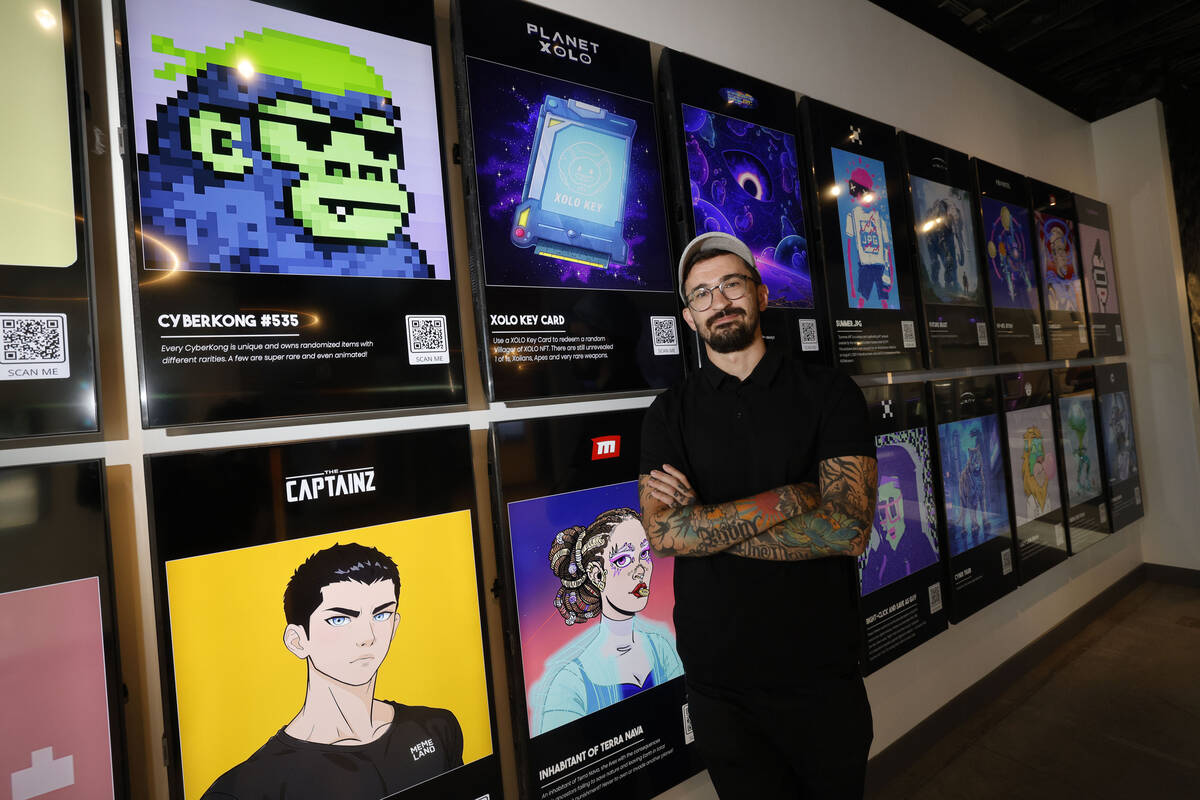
1005, 404, 1061, 527
681, 105, 814, 308
129, 5, 451, 279
937, 414, 1010, 557
832, 148, 898, 310
910, 176, 983, 306
1059, 394, 1102, 504
465, 59, 672, 292
1099, 390, 1137, 483
981, 196, 1038, 311
858, 427, 939, 596
1036, 213, 1085, 313
506, 482, 682, 737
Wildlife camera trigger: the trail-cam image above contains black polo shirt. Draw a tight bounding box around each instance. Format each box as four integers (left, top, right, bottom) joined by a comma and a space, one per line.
639, 343, 874, 691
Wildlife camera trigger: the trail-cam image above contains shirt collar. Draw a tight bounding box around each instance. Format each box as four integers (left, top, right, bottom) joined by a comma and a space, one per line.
701, 340, 784, 390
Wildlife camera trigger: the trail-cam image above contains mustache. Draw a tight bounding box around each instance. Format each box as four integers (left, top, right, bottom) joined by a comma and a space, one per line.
706, 307, 746, 329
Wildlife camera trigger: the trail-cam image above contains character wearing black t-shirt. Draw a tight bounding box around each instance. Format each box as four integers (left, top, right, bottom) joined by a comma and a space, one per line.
201, 543, 464, 800
639, 232, 877, 798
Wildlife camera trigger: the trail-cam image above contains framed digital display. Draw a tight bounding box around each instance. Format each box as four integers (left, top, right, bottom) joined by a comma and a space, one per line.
145, 429, 500, 800
0, 460, 128, 799
453, 0, 682, 401
1051, 367, 1110, 552
657, 49, 828, 367
1095, 363, 1143, 531
1075, 194, 1126, 357
857, 382, 947, 674
999, 370, 1068, 582
973, 160, 1046, 364
900, 133, 993, 368
117, 0, 466, 426
1, 0, 101, 438
1031, 181, 1091, 360
490, 409, 701, 800
930, 376, 1017, 621
799, 98, 922, 374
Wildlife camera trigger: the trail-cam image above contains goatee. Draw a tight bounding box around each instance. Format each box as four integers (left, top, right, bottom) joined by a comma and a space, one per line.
706, 315, 756, 353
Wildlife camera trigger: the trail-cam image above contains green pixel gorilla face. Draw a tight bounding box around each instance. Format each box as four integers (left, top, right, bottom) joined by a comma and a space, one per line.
253, 98, 413, 244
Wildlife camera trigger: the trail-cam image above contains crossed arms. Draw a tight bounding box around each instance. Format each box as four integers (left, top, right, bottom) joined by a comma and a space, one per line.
638, 456, 878, 562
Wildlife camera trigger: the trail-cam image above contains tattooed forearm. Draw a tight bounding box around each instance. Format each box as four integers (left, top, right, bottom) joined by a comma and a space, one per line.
639, 476, 819, 557
727, 456, 878, 562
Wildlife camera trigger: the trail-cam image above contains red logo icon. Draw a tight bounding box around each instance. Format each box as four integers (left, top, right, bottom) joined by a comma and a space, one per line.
591, 436, 620, 460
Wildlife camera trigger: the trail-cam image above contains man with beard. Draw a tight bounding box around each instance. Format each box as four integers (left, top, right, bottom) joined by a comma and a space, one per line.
639, 232, 877, 798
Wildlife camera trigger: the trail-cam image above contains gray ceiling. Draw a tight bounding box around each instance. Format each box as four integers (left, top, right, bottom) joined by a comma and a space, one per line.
868, 0, 1200, 121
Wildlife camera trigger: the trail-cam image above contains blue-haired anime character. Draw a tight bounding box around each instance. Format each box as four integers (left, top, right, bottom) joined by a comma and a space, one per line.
138, 29, 431, 278
528, 508, 682, 735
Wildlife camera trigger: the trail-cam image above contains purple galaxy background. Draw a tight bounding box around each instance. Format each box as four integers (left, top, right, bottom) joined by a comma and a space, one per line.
466, 58, 672, 291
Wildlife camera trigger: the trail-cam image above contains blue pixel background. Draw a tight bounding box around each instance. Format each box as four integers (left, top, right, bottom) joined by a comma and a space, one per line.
1099, 391, 1137, 484
910, 175, 983, 306
680, 104, 813, 309
858, 427, 939, 597
127, 0, 453, 279
1059, 394, 1102, 504
466, 58, 672, 292
981, 196, 1037, 311
139, 67, 431, 277
938, 414, 1010, 557
831, 147, 897, 310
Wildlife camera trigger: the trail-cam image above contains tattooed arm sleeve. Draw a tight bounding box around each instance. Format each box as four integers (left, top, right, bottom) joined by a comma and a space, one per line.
638, 476, 820, 558
726, 455, 878, 562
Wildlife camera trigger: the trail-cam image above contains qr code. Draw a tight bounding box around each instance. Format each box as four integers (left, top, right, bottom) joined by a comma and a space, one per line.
1116, 323, 1123, 343
1099, 503, 1108, 525
682, 703, 694, 744
650, 316, 679, 356
928, 582, 943, 614
976, 322, 989, 347
1055, 524, 1066, 548
0, 313, 70, 381
1078, 324, 1088, 345
799, 318, 819, 351
1001, 547, 1013, 576
1032, 323, 1043, 346
1134, 486, 1142, 505
900, 320, 917, 349
405, 314, 449, 365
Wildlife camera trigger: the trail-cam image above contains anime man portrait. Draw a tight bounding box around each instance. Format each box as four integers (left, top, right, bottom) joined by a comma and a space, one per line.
529, 508, 683, 735
140, 29, 432, 278
842, 165, 894, 309
202, 543, 462, 799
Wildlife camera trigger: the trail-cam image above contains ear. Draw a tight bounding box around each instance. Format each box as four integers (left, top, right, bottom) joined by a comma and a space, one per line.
188, 109, 252, 177
587, 561, 605, 589
681, 306, 697, 332
283, 623, 309, 660
757, 282, 769, 311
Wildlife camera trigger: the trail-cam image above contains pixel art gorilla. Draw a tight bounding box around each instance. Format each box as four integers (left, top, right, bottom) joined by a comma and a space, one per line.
138, 29, 431, 278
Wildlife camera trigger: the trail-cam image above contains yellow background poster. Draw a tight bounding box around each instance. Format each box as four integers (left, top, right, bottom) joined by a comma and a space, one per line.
165, 510, 491, 799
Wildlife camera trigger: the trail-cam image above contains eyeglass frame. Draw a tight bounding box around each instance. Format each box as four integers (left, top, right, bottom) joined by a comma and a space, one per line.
684, 272, 761, 312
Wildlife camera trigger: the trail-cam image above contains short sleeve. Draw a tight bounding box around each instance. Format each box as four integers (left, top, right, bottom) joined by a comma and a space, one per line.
639, 391, 686, 476
432, 708, 465, 768
816, 371, 875, 462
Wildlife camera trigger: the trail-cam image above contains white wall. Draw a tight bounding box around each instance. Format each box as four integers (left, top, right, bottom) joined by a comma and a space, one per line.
1, 2, 1193, 799
1092, 101, 1200, 571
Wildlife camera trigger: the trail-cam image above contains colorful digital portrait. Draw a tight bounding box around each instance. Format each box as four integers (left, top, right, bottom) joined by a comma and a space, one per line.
1058, 394, 1102, 504
1099, 390, 1138, 483
1005, 404, 1061, 527
0, 578, 115, 800
1079, 223, 1120, 315
163, 511, 492, 800
1035, 213, 1085, 313
937, 414, 1010, 557
981, 196, 1037, 311
831, 148, 897, 310
506, 481, 681, 737
681, 104, 813, 308
858, 427, 939, 596
465, 58, 672, 292
126, 0, 452, 278
910, 176, 982, 306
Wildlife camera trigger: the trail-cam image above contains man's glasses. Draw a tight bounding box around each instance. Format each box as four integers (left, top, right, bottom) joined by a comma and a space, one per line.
686, 274, 757, 311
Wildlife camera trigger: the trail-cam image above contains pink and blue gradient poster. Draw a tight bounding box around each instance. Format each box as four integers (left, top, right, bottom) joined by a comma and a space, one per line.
0, 577, 114, 800
505, 480, 679, 735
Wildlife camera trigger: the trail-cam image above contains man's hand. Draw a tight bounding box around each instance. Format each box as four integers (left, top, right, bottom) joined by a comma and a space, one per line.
639, 465, 819, 558
728, 455, 877, 561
